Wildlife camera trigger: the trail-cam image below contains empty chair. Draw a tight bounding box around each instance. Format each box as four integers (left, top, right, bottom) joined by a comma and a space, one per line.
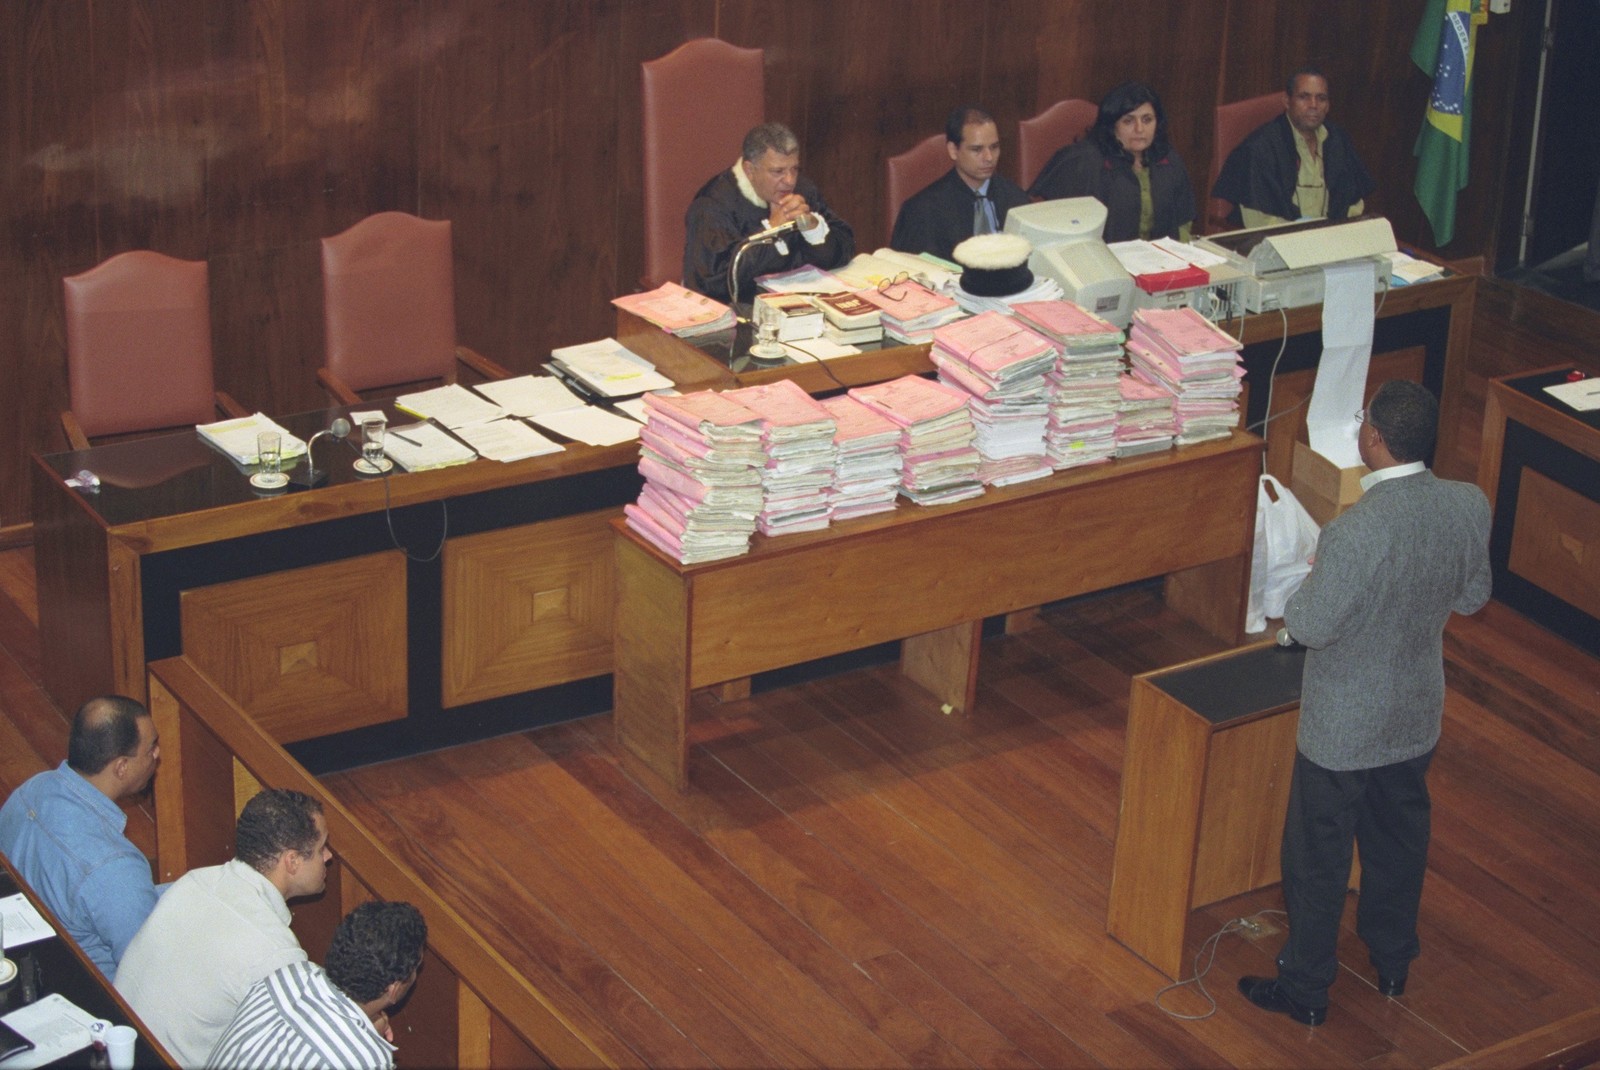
1208, 92, 1284, 232
1017, 98, 1097, 191
884, 133, 953, 248
61, 251, 244, 450
641, 38, 765, 290
318, 211, 509, 404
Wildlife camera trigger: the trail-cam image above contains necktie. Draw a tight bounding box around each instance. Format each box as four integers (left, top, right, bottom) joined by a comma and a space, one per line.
973, 194, 995, 236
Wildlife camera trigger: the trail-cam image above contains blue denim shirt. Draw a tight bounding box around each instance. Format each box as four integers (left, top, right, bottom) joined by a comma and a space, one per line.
0, 762, 161, 976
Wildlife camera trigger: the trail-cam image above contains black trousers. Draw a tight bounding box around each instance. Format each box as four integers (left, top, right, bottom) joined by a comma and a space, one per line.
1275, 746, 1436, 1008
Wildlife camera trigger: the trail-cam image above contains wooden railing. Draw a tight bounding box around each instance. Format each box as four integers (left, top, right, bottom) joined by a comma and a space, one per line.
147, 656, 636, 1069
1434, 1008, 1600, 1070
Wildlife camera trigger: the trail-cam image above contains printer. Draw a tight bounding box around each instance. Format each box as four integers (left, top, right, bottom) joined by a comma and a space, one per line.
1195, 215, 1398, 313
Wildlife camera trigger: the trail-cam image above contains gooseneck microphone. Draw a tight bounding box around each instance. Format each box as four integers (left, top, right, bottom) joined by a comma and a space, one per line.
296, 417, 352, 487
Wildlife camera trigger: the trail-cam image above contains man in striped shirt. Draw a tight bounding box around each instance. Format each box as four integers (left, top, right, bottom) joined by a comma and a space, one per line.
207, 901, 427, 1070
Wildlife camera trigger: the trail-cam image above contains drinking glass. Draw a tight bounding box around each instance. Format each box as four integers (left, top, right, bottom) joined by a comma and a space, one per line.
257, 432, 282, 476
361, 418, 387, 466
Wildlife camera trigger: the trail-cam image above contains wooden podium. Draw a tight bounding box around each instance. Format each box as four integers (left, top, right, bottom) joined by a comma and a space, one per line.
1106, 641, 1306, 979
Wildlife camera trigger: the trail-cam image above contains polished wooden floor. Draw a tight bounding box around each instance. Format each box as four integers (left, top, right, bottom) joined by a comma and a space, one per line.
3, 276, 1598, 1067
2, 549, 1598, 1066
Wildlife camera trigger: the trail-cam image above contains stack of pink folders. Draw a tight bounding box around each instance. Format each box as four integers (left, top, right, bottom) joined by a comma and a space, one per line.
612, 281, 735, 339
856, 280, 965, 344
1126, 307, 1244, 447
1014, 300, 1126, 470
1115, 373, 1178, 457
821, 395, 902, 520
723, 379, 838, 536
848, 374, 983, 506
929, 311, 1055, 487
627, 390, 765, 564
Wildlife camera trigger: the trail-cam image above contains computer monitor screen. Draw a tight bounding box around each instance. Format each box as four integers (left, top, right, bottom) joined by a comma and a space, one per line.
1003, 197, 1108, 246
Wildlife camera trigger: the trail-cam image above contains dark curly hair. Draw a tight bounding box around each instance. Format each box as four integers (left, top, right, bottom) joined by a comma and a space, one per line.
326, 901, 428, 1004
1089, 81, 1172, 166
234, 789, 324, 873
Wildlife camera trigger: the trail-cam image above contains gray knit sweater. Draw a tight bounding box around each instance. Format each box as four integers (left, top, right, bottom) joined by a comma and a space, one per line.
1284, 469, 1492, 771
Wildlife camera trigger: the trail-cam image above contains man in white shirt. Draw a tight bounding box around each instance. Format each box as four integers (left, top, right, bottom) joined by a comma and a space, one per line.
207, 900, 427, 1070
115, 788, 332, 1067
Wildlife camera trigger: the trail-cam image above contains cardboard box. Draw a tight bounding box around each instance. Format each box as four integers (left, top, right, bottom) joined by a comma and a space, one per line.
1290, 440, 1368, 527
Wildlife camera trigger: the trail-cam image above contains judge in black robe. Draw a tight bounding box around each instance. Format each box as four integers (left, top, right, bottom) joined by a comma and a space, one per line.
1212, 114, 1374, 228
682, 159, 853, 304
890, 168, 1030, 262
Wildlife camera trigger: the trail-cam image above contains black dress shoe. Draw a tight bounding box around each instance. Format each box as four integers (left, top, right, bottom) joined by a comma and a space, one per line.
1377, 974, 1407, 997
1238, 975, 1328, 1026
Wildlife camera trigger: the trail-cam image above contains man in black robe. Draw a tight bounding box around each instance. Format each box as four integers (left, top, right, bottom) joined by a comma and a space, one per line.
890, 106, 1031, 262
682, 122, 854, 305
1213, 68, 1375, 229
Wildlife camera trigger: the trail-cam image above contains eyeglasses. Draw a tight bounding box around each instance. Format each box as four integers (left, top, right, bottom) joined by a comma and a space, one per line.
1354, 408, 1366, 424
875, 271, 913, 300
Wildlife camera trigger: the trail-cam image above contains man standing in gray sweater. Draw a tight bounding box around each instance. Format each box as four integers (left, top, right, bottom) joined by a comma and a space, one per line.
1239, 380, 1492, 1026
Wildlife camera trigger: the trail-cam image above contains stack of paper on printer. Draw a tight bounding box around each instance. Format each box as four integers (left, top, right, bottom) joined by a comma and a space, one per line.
929, 312, 1054, 486
1126, 307, 1244, 446
611, 282, 735, 338
857, 280, 965, 344
1114, 373, 1178, 456
821, 395, 902, 520
627, 390, 765, 564
849, 374, 983, 506
723, 381, 837, 536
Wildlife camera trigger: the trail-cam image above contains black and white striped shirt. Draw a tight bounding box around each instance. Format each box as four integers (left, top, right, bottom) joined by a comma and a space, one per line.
206, 960, 395, 1070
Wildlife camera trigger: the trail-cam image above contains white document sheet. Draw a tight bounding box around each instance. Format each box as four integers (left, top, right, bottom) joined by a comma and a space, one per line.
1305, 260, 1377, 467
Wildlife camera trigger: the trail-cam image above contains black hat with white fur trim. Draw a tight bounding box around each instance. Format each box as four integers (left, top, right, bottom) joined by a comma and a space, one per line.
951, 233, 1034, 297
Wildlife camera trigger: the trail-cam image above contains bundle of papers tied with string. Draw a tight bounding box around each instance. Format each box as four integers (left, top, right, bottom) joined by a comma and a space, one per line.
849, 375, 983, 506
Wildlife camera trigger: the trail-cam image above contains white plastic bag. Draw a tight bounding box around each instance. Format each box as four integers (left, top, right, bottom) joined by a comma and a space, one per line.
1246, 475, 1320, 634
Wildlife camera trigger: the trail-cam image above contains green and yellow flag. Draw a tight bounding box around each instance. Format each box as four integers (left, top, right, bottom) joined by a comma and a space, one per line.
1412, 0, 1489, 246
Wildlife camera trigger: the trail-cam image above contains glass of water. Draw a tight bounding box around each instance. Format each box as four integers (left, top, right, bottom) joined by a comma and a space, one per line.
361, 418, 387, 467
257, 431, 282, 475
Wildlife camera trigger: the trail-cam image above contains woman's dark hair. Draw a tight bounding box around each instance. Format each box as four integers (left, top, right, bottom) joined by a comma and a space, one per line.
1089, 81, 1171, 165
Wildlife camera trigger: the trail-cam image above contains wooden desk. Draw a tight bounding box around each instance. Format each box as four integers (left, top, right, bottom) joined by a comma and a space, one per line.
1477, 368, 1600, 657
613, 431, 1264, 790
32, 406, 645, 770
1, 857, 176, 1067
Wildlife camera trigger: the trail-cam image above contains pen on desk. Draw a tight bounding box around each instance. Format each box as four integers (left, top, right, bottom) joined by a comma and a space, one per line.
389, 430, 422, 446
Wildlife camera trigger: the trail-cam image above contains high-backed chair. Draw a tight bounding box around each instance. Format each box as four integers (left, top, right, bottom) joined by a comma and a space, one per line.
1208, 92, 1284, 232
1017, 98, 1097, 191
885, 134, 951, 246
61, 251, 245, 451
641, 38, 765, 290
318, 211, 509, 405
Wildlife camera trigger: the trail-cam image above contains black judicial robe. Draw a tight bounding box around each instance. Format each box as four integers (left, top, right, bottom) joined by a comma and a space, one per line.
1211, 114, 1375, 227
682, 167, 855, 304
1027, 139, 1195, 243
889, 168, 1031, 262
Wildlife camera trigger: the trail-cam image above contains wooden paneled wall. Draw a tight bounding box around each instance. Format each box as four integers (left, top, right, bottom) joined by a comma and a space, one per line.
0, 1, 1542, 533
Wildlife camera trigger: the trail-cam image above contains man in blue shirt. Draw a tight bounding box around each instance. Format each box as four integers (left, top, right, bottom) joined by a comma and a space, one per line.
0, 695, 163, 976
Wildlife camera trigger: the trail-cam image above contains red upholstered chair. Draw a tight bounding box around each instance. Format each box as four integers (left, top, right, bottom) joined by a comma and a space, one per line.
318, 211, 509, 405
885, 133, 952, 246
641, 38, 765, 290
61, 251, 245, 451
1017, 98, 1097, 191
1208, 91, 1285, 232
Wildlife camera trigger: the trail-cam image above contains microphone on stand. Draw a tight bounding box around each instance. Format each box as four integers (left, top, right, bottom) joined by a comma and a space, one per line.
743, 217, 801, 244
295, 417, 352, 487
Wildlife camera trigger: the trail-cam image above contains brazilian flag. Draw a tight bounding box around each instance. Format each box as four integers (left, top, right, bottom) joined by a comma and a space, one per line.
1412, 0, 1488, 246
